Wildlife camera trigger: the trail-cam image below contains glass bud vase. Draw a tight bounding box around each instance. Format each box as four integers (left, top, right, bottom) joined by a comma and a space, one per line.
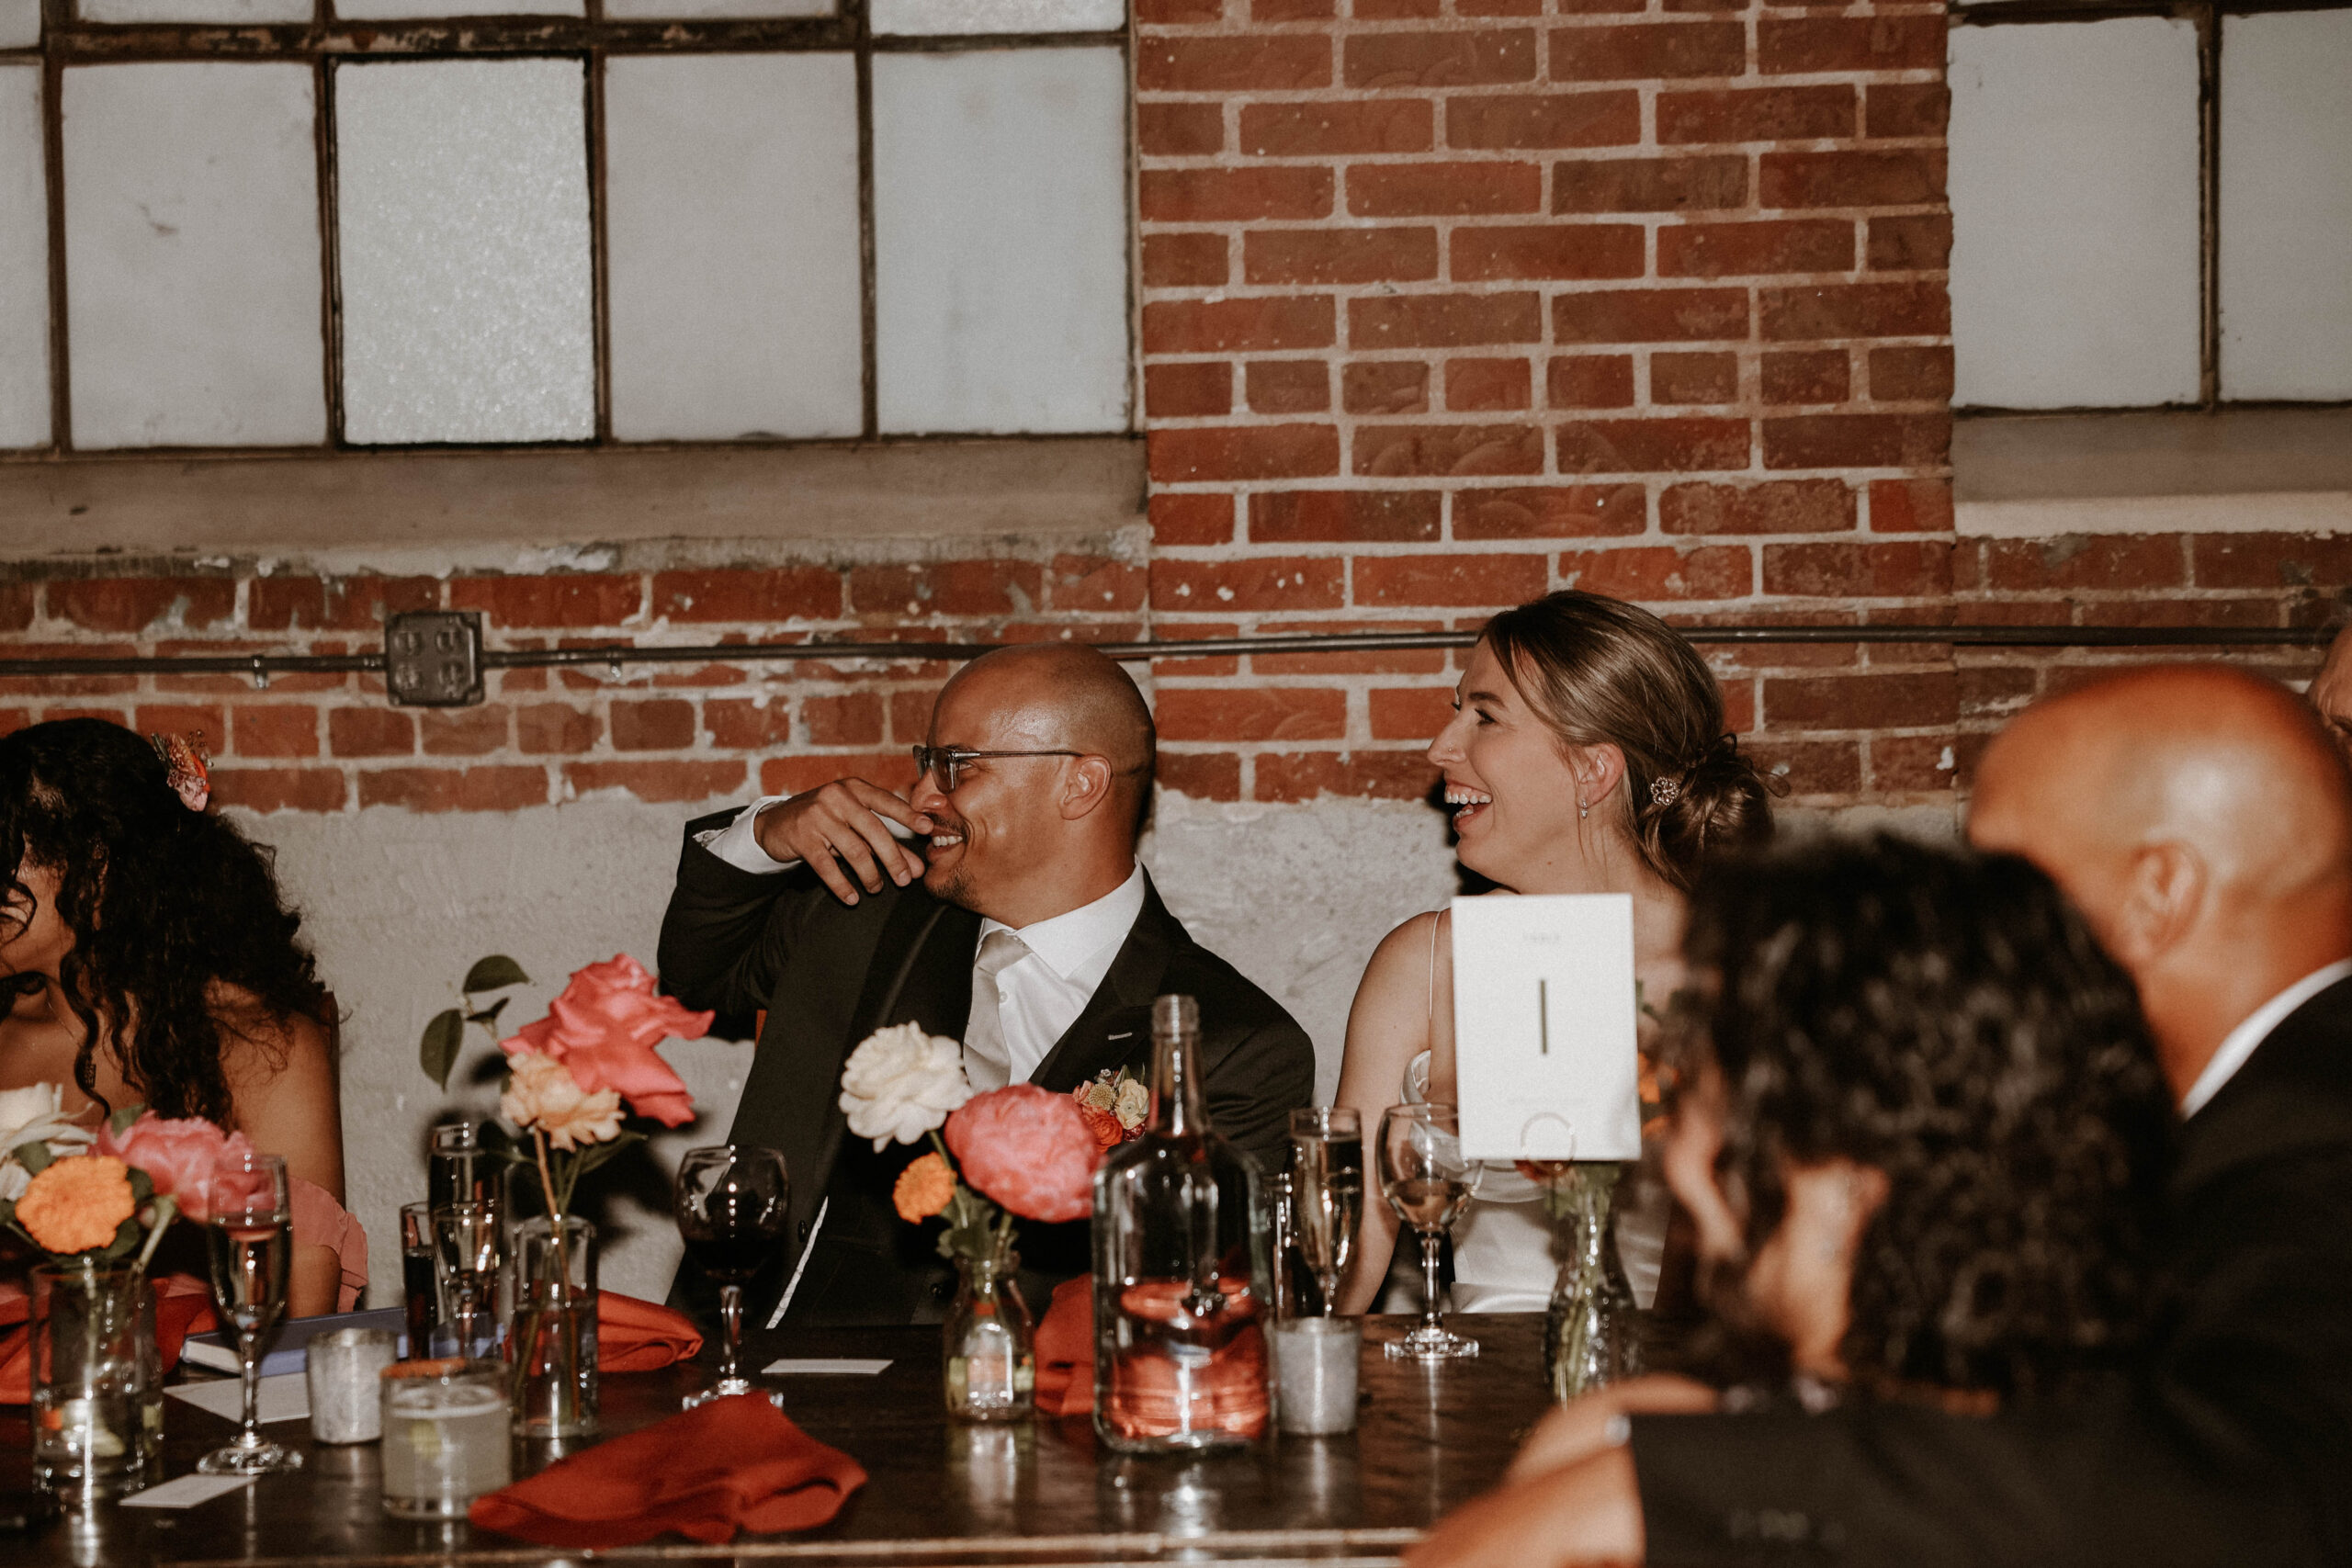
508, 1214, 598, 1439
30, 1259, 155, 1500
943, 1252, 1035, 1423
1542, 1163, 1641, 1403
1091, 994, 1273, 1454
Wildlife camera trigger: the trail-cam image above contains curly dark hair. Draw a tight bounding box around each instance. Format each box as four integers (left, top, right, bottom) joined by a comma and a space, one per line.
0, 718, 328, 1125
1669, 833, 2172, 1401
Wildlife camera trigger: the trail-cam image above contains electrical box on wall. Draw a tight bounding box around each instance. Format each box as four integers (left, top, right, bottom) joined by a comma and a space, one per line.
384, 611, 485, 707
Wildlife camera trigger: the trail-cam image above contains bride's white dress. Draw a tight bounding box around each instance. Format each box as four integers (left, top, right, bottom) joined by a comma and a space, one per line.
1400, 1049, 1668, 1312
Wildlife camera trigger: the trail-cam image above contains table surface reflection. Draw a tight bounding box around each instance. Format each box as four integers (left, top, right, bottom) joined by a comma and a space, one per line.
0, 1314, 1556, 1566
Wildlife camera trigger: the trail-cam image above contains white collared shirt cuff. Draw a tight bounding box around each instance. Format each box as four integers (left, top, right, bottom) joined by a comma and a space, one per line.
696, 795, 799, 874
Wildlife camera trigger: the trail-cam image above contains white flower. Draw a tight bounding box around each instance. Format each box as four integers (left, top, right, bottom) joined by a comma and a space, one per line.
1114, 1077, 1150, 1131
0, 1083, 93, 1201
838, 1023, 974, 1150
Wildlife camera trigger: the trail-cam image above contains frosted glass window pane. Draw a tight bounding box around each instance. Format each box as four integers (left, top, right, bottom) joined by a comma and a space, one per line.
606, 0, 827, 17
335, 59, 594, 446
2220, 12, 2352, 401
64, 62, 324, 448
0, 0, 38, 48
0, 66, 47, 449
1949, 19, 2201, 409
80, 0, 309, 23
875, 0, 1120, 34
606, 55, 860, 441
338, 0, 582, 17
874, 48, 1128, 435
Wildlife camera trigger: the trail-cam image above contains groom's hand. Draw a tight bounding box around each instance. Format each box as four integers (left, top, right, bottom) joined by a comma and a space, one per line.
754, 780, 932, 905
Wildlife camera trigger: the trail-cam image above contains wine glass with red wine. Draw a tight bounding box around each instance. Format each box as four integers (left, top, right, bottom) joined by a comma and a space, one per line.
673, 1145, 789, 1409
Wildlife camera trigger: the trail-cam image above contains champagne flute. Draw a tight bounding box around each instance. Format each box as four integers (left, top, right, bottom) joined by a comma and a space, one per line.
674, 1145, 789, 1409
198, 1150, 302, 1474
1376, 1103, 1486, 1360
432, 1201, 502, 1361
1288, 1106, 1364, 1315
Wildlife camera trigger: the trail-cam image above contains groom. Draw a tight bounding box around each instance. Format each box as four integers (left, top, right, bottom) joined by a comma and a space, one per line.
659, 644, 1315, 1327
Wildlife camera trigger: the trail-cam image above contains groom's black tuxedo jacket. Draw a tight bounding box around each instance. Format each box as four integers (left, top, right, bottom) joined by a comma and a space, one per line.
1629, 977, 2352, 1567
656, 809, 1316, 1327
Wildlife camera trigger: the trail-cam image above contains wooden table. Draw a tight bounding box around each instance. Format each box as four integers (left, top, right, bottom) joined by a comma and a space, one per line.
0, 1314, 1555, 1565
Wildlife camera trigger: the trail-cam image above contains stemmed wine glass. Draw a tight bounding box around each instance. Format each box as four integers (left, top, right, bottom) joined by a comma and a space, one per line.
198, 1150, 302, 1474
674, 1145, 789, 1409
432, 1201, 502, 1360
1288, 1107, 1364, 1314
1376, 1103, 1487, 1360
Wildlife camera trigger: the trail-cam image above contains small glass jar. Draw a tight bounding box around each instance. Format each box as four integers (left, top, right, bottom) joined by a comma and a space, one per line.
943, 1253, 1035, 1423
509, 1214, 598, 1439
29, 1260, 153, 1502
380, 1360, 512, 1519
310, 1327, 399, 1444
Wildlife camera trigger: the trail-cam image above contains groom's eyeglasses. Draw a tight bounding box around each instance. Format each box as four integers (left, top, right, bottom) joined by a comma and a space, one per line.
910, 745, 1085, 793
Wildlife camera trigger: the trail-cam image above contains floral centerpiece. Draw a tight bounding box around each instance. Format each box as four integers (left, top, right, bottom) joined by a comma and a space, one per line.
421, 954, 711, 1437
3, 1087, 246, 1493
838, 1023, 1102, 1419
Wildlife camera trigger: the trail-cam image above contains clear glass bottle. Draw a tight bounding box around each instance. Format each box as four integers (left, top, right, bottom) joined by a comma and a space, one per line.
1541, 1162, 1641, 1403
1091, 994, 1272, 1454
944, 1252, 1035, 1423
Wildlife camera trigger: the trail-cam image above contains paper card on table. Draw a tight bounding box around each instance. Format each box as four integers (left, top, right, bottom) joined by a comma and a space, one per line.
761, 1358, 892, 1376
164, 1371, 309, 1426
120, 1473, 256, 1509
1450, 893, 1641, 1164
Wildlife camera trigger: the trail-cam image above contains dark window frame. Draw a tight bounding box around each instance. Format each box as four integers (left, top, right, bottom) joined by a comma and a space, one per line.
2, 0, 1134, 457
1951, 0, 2352, 415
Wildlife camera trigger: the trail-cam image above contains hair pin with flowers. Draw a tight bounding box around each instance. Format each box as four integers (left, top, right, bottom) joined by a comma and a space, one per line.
148, 731, 210, 813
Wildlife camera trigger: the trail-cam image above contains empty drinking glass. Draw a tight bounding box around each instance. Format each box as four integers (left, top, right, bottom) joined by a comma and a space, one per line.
432, 1201, 502, 1361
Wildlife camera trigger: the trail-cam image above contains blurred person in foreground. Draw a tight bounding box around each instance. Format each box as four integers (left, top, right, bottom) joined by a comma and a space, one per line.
0, 718, 360, 1316
1413, 666, 2352, 1568
660, 644, 1313, 1326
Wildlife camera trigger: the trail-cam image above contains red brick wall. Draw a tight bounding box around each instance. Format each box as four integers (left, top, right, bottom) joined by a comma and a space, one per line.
0, 8, 2338, 815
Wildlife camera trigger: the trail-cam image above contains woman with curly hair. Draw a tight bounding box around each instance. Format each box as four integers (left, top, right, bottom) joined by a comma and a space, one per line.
1497, 833, 2172, 1484
0, 718, 360, 1315
1335, 590, 1778, 1314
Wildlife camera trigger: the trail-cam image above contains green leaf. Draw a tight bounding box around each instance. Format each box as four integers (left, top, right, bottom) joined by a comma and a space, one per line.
127, 1168, 153, 1203
98, 1215, 141, 1261
463, 956, 531, 994
109, 1104, 146, 1136
464, 998, 511, 1029
566, 1133, 645, 1179
12, 1140, 53, 1177
420, 1009, 466, 1090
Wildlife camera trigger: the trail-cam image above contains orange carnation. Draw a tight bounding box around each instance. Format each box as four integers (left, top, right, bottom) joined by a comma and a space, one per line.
15, 1155, 138, 1255
892, 1152, 956, 1224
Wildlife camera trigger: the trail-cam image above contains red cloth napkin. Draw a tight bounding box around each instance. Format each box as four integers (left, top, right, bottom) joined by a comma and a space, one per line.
596, 1291, 702, 1373
469, 1393, 866, 1548
0, 1273, 216, 1404
1033, 1275, 1093, 1416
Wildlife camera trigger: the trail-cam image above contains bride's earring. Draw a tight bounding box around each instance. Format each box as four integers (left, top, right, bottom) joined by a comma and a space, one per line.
1577, 800, 1589, 819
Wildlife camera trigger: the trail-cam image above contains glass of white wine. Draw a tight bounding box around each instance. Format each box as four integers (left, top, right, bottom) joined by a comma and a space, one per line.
1376, 1102, 1486, 1360
198, 1150, 302, 1474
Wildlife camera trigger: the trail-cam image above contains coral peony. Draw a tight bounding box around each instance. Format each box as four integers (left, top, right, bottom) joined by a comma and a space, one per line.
944, 1085, 1100, 1224
95, 1112, 249, 1224
500, 955, 709, 1128
502, 1051, 625, 1152
15, 1155, 137, 1254
892, 1152, 957, 1224
839, 1023, 974, 1150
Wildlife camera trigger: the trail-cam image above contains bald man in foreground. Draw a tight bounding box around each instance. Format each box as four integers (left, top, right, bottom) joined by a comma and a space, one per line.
1416, 666, 2352, 1568
660, 645, 1314, 1325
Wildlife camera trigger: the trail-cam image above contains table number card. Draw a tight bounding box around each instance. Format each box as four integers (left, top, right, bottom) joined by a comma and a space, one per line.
1450, 894, 1641, 1164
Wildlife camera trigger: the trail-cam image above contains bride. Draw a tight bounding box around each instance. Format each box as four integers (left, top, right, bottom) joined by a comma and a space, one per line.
1333, 591, 1775, 1314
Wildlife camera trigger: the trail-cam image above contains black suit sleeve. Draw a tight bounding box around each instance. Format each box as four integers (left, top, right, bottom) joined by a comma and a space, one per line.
656, 808, 821, 1032
1204, 1014, 1316, 1172
1630, 1392, 2320, 1568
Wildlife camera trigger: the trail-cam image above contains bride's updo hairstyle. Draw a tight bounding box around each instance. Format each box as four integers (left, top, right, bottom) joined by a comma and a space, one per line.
1481, 590, 1778, 891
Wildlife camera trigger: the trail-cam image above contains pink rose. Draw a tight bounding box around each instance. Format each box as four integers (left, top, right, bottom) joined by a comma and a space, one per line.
499, 955, 711, 1129
95, 1113, 254, 1224
944, 1085, 1102, 1224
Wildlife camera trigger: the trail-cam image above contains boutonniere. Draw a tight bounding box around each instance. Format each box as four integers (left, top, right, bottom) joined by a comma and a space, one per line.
1070, 1066, 1149, 1152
